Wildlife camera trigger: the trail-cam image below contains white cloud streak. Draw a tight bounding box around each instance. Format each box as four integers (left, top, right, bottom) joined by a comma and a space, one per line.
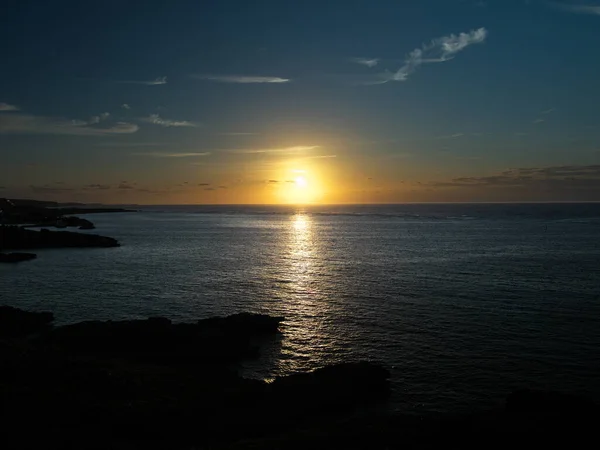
141, 114, 198, 127
118, 76, 167, 85
135, 152, 211, 158
351, 57, 379, 67
229, 145, 319, 154
0, 102, 19, 111
550, 2, 600, 15
0, 114, 138, 135
355, 28, 487, 85
192, 75, 290, 83
390, 28, 488, 82
121, 103, 131, 110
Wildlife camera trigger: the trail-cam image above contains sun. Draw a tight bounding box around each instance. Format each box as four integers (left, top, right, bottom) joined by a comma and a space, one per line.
295, 176, 308, 188
275, 169, 323, 204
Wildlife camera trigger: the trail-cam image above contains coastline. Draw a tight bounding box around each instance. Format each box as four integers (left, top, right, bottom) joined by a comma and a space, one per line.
1, 305, 596, 449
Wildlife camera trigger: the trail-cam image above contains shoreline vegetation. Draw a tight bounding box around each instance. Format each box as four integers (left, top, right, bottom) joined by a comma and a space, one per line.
0, 197, 128, 263
0, 305, 596, 449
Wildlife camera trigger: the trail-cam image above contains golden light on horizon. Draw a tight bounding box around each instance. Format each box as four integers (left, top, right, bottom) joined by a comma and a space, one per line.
278, 169, 324, 204
295, 176, 308, 188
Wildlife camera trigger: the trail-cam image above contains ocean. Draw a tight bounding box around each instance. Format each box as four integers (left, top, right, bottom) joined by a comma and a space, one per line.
2, 203, 599, 414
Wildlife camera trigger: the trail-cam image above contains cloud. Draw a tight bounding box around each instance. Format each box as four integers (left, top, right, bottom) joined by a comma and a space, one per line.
0, 102, 19, 111
218, 185, 227, 189
141, 114, 197, 127
0, 114, 139, 136
437, 133, 465, 139
431, 165, 600, 190
550, 2, 600, 15
268, 180, 279, 183
351, 57, 379, 67
204, 187, 216, 191
88, 112, 110, 124
192, 75, 290, 83
118, 182, 135, 190
302, 154, 337, 159
84, 184, 111, 190
360, 28, 487, 85
541, 108, 556, 114
95, 142, 166, 147
198, 183, 211, 186
230, 145, 319, 154
135, 151, 211, 158
533, 118, 545, 124
219, 132, 259, 136
121, 103, 131, 110
30, 184, 75, 194
118, 76, 167, 85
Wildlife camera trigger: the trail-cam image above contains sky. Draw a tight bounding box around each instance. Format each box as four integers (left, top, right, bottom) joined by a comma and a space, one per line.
1, 0, 600, 204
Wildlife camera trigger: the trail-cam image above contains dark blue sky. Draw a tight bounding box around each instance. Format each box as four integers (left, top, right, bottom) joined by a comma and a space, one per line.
1, 0, 599, 203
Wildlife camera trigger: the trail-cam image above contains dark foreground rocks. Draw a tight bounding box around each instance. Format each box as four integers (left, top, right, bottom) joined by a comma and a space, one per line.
0, 305, 53, 337
0, 307, 391, 449
0, 252, 37, 263
0, 307, 597, 450
0, 225, 119, 250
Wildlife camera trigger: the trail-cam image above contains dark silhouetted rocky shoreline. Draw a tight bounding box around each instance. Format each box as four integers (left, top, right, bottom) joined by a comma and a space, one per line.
0, 306, 597, 449
0, 225, 119, 250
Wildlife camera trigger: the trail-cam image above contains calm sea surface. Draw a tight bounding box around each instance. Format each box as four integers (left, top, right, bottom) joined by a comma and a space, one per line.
2, 203, 599, 413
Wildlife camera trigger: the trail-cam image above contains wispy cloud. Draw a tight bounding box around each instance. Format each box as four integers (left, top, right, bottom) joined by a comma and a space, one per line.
351, 57, 379, 68
431, 165, 600, 190
0, 114, 138, 136
141, 114, 198, 127
88, 112, 110, 124
118, 182, 135, 190
541, 107, 556, 114
358, 28, 487, 85
550, 2, 600, 15
391, 28, 488, 82
219, 132, 259, 136
533, 118, 545, 124
118, 76, 167, 85
436, 133, 465, 139
192, 75, 290, 83
84, 184, 111, 190
229, 145, 319, 154
95, 142, 166, 147
30, 184, 75, 194
135, 152, 211, 158
121, 103, 131, 110
0, 102, 19, 111
302, 154, 337, 159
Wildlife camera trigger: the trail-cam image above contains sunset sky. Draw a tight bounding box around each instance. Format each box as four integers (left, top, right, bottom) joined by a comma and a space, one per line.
1, 0, 600, 204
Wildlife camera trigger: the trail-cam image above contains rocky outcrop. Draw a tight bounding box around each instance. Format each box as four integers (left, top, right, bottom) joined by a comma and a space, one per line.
0, 307, 394, 449
0, 306, 54, 337
47, 313, 284, 365
0, 226, 119, 250
0, 252, 37, 263
269, 362, 391, 412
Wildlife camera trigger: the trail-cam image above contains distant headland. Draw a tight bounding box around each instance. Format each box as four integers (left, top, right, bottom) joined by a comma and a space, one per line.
0, 198, 130, 263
